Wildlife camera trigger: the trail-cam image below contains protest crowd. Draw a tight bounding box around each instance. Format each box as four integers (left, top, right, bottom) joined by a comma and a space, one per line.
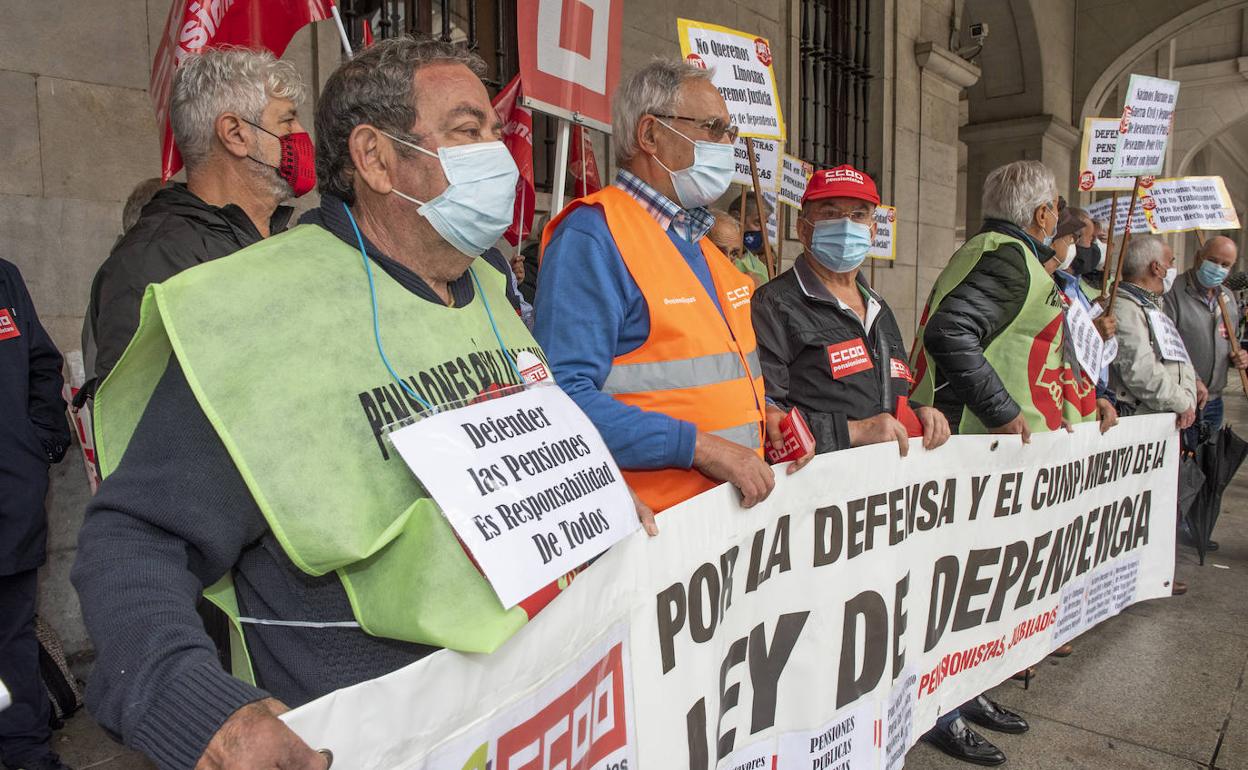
3, 4, 1248, 770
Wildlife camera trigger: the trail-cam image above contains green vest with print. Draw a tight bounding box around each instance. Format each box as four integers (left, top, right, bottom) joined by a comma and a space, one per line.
94, 224, 555, 677
910, 231, 1097, 434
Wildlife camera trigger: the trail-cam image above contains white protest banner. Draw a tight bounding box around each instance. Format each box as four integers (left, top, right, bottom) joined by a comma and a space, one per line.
1140, 176, 1242, 233
870, 205, 898, 260
1112, 74, 1180, 177
1078, 117, 1134, 192
678, 19, 785, 140
1087, 194, 1151, 235
286, 415, 1178, 769
779, 154, 813, 209
732, 136, 781, 191
389, 385, 636, 609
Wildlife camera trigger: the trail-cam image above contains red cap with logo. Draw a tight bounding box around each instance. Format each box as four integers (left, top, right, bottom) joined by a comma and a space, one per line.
802, 164, 880, 206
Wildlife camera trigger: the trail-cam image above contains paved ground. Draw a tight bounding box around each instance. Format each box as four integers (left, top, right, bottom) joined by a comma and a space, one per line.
37, 400, 1248, 770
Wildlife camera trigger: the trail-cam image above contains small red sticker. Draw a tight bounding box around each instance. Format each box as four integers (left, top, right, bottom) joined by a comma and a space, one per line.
754, 37, 773, 67
0, 308, 20, 341
827, 338, 873, 378
1079, 170, 1095, 191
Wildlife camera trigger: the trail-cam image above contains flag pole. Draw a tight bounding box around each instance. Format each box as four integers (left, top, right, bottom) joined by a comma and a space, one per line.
550, 118, 572, 217
330, 3, 354, 58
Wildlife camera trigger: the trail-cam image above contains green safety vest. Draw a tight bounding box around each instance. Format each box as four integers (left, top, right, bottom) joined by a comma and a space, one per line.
94, 225, 557, 682
910, 231, 1097, 434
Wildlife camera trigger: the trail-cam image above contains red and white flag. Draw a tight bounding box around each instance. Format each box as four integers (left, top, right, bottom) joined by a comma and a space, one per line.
151, 0, 336, 181
493, 75, 535, 247
570, 124, 602, 198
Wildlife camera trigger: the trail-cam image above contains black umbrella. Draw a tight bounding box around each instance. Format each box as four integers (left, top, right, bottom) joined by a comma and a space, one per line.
1184, 426, 1248, 564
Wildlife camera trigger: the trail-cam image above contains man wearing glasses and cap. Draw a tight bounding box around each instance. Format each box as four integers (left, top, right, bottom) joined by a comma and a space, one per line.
751, 165, 951, 456
535, 59, 812, 517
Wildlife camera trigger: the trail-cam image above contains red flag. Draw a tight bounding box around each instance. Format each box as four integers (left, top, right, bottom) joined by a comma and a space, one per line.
493, 75, 535, 247
151, 0, 336, 181
362, 18, 375, 47
570, 124, 602, 198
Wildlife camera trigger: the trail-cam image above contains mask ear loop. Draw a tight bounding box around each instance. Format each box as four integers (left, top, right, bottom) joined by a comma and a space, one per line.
342, 201, 436, 414
469, 267, 526, 384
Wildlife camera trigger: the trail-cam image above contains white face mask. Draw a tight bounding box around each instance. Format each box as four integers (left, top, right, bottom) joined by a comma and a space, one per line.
1163, 266, 1178, 293
650, 120, 736, 209
1059, 242, 1078, 271
1094, 240, 1106, 270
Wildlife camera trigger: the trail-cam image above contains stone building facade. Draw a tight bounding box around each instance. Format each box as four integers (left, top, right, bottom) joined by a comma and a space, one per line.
3, 0, 1247, 661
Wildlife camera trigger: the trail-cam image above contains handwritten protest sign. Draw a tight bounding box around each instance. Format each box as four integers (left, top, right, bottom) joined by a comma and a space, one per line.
1112, 74, 1180, 177
390, 386, 636, 608
288, 415, 1178, 770
732, 136, 780, 191
1140, 176, 1241, 233
1087, 194, 1152, 235
779, 154, 813, 209
678, 19, 785, 140
1079, 117, 1134, 192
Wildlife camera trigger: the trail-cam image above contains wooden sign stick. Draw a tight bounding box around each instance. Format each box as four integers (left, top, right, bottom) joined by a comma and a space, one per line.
1108, 177, 1144, 307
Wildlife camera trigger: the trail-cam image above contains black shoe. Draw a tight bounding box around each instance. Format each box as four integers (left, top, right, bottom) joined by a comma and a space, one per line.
961, 694, 1030, 734
8, 755, 76, 770
924, 717, 1007, 766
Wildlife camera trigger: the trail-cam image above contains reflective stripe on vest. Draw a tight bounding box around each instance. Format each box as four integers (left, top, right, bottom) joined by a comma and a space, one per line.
542, 187, 767, 513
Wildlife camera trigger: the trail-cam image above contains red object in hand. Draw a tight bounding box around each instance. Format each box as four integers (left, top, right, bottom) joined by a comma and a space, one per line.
895, 397, 924, 438
766, 408, 816, 463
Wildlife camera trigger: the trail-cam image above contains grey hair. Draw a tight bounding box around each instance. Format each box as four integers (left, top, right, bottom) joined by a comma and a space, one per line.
1121, 234, 1167, 280
613, 59, 714, 165
316, 36, 486, 204
981, 160, 1059, 229
170, 47, 307, 169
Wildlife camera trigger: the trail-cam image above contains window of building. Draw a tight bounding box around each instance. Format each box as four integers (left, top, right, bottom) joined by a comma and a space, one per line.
799, 0, 874, 172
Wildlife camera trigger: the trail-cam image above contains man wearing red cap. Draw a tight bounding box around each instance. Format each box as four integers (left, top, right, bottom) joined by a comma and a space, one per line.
752, 164, 951, 456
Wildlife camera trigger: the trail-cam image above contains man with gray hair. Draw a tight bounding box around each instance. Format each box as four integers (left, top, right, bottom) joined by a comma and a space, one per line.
87, 47, 310, 387
1110, 234, 1198, 427
534, 59, 809, 518
74, 37, 657, 768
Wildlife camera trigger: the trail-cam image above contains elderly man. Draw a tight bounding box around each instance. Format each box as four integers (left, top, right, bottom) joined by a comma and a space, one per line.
910, 160, 1113, 766
73, 38, 653, 769
535, 60, 807, 516
752, 165, 950, 455
88, 48, 310, 391
729, 193, 773, 268
1, 259, 71, 770
709, 209, 766, 287
1165, 235, 1247, 449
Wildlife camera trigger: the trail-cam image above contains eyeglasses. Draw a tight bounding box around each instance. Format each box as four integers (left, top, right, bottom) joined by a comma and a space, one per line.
651, 114, 740, 143
804, 209, 874, 225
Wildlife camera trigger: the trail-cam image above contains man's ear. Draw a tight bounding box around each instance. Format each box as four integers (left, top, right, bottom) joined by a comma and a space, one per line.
215, 112, 252, 160
349, 125, 394, 195
636, 114, 660, 157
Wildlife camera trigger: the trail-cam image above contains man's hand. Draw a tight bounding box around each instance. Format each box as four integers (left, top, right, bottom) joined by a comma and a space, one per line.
915, 406, 951, 450
196, 698, 330, 770
764, 405, 815, 474
1096, 398, 1119, 434
509, 253, 526, 284
1196, 379, 1209, 410
848, 413, 909, 457
1231, 349, 1248, 370
631, 487, 657, 536
693, 432, 775, 508
1093, 312, 1117, 341
990, 413, 1032, 444
1177, 408, 1196, 431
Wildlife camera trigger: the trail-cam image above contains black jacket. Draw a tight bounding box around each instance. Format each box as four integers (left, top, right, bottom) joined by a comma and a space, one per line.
86, 184, 293, 386
1, 259, 70, 575
922, 219, 1054, 430
752, 257, 915, 452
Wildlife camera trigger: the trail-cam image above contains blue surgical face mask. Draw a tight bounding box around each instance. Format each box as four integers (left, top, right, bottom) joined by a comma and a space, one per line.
806, 218, 873, 273
1197, 259, 1230, 288
743, 230, 764, 254
383, 132, 519, 256
651, 120, 735, 209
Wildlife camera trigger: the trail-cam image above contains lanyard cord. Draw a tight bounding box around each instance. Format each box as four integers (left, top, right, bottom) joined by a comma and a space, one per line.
341, 202, 522, 413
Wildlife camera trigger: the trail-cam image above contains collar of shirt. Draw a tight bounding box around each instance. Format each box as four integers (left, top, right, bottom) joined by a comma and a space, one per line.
794, 254, 882, 333
614, 169, 714, 243
1122, 281, 1163, 309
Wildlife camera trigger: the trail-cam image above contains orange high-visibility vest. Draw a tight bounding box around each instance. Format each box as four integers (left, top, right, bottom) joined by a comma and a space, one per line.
542, 186, 766, 513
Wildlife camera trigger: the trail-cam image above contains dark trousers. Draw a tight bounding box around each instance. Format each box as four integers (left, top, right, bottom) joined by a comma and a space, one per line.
0, 569, 52, 765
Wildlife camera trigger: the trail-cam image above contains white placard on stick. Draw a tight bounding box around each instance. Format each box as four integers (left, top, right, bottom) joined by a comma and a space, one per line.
869, 205, 897, 260
731, 136, 780, 192
779, 154, 813, 209
1079, 117, 1134, 192
678, 19, 785, 140
390, 385, 637, 609
1112, 74, 1180, 177
1140, 176, 1241, 233
1087, 194, 1152, 235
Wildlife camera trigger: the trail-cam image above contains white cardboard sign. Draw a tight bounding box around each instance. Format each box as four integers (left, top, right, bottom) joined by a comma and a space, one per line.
678, 19, 786, 140
731, 136, 781, 192
1112, 74, 1180, 177
870, 205, 898, 260
1064, 298, 1105, 380
1140, 176, 1242, 234
779, 154, 813, 209
1147, 309, 1192, 364
1086, 194, 1152, 235
390, 385, 637, 608
1079, 117, 1134, 192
